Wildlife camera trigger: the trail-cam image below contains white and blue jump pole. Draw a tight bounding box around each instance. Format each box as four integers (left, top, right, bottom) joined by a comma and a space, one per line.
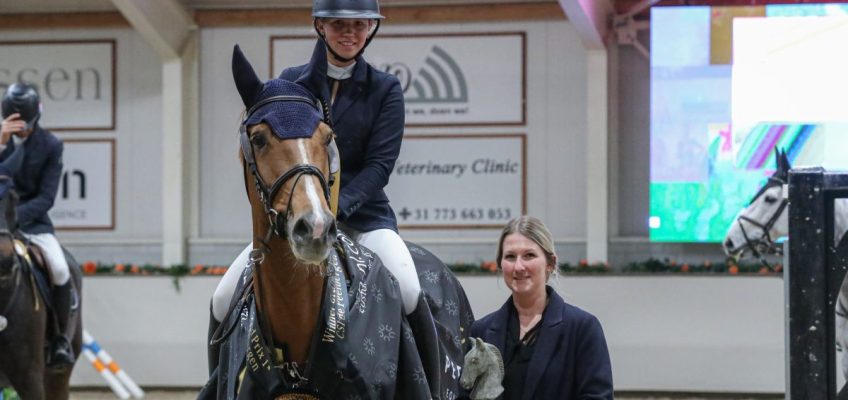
82, 330, 145, 399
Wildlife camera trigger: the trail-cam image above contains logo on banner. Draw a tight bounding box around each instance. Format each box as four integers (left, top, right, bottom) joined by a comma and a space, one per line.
0, 40, 115, 130
50, 139, 114, 230
379, 46, 469, 117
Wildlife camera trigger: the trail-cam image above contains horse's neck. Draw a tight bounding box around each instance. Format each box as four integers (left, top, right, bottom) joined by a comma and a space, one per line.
253, 236, 325, 365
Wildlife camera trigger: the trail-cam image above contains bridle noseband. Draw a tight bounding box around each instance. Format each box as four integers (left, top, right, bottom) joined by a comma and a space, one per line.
734, 176, 788, 268
240, 95, 332, 239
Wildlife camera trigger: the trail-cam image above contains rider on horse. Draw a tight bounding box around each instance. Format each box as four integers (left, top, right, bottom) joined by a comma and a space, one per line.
209, 0, 424, 373
0, 82, 74, 369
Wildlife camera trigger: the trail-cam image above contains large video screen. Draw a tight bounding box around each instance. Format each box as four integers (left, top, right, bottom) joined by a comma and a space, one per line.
650, 4, 848, 242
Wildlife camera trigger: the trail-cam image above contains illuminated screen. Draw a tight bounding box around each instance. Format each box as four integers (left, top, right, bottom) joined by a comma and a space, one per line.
650, 4, 848, 242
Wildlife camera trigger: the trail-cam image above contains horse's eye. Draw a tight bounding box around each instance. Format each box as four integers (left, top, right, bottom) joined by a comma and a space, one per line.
251, 134, 267, 148
764, 195, 778, 204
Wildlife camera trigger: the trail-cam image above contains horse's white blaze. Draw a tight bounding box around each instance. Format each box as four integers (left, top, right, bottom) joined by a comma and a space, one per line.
297, 139, 327, 238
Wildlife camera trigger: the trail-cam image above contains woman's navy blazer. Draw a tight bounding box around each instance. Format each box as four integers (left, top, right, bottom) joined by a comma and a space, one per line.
470, 286, 614, 400
280, 40, 405, 233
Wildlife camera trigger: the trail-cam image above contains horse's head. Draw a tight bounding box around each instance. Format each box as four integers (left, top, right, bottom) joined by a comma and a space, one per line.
0, 177, 20, 285
232, 45, 338, 265
723, 148, 791, 260
461, 337, 504, 398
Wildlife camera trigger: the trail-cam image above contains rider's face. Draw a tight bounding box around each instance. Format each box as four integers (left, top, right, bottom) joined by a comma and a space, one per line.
316, 18, 373, 67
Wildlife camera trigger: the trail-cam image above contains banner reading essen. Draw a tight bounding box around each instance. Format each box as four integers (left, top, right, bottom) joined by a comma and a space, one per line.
50, 139, 115, 230
0, 40, 116, 131
384, 134, 526, 229
271, 32, 525, 126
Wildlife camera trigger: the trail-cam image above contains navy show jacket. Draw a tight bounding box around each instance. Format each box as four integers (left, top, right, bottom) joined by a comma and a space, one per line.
280, 40, 405, 233
470, 286, 614, 400
0, 125, 63, 234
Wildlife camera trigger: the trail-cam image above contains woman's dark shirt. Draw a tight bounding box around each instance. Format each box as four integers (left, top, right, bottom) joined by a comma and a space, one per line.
503, 301, 544, 400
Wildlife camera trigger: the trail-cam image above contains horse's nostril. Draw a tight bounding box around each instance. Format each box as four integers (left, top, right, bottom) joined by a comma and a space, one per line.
327, 220, 337, 240
292, 217, 311, 239
724, 238, 734, 249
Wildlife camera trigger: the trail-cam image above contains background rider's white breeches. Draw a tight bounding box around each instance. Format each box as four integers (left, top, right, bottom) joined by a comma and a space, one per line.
22, 232, 70, 286
349, 228, 421, 315
212, 243, 251, 322
211, 228, 422, 322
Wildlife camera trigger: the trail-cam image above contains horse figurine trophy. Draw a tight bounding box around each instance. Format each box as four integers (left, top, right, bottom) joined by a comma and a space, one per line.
460, 337, 504, 400
200, 45, 474, 400
0, 175, 82, 400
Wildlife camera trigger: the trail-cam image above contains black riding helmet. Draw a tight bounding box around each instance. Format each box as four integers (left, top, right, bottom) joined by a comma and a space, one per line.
312, 0, 384, 63
1, 83, 41, 130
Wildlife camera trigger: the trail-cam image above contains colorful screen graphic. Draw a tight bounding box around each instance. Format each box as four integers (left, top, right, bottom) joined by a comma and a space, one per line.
650, 4, 848, 242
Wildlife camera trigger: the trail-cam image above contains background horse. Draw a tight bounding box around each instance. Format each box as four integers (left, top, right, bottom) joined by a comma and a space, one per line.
0, 178, 82, 400
723, 149, 848, 384
203, 45, 473, 399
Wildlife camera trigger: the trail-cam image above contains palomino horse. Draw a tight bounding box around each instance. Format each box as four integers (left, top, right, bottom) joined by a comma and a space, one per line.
723, 149, 848, 385
200, 45, 473, 399
0, 177, 82, 400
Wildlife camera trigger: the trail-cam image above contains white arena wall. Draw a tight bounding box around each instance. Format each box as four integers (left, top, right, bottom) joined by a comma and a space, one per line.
69, 275, 786, 394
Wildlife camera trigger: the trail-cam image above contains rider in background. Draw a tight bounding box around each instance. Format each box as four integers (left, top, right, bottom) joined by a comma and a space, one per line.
208, 0, 423, 373
0, 82, 74, 369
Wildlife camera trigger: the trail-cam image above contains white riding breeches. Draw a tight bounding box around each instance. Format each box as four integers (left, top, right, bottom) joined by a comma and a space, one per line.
21, 232, 70, 285
211, 244, 251, 322
211, 228, 421, 322
346, 228, 420, 314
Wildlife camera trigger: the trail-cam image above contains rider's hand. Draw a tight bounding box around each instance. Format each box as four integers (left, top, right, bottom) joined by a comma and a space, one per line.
0, 113, 24, 145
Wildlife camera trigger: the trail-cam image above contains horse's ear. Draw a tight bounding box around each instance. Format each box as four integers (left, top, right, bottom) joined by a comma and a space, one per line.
780, 148, 791, 170
474, 337, 485, 349
774, 147, 786, 174
232, 44, 263, 109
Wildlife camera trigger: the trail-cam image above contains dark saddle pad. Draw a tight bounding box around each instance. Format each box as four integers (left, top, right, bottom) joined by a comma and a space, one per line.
202, 231, 474, 400
11, 238, 52, 306
16, 242, 80, 318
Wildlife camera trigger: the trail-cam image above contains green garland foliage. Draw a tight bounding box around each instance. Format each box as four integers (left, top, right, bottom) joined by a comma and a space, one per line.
80, 258, 781, 278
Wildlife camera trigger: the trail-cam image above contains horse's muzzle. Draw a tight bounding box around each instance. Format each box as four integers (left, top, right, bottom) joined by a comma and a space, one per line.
288, 210, 338, 263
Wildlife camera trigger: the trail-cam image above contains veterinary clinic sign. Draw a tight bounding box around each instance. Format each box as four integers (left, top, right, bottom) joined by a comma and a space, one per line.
0, 40, 116, 131
384, 134, 526, 229
50, 139, 115, 230
271, 32, 526, 126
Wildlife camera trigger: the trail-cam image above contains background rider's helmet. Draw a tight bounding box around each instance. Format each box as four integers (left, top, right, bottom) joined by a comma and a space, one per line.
312, 0, 385, 19
1, 83, 41, 130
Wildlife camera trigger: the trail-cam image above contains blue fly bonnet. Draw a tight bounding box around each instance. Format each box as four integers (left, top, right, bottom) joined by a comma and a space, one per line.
232, 45, 323, 140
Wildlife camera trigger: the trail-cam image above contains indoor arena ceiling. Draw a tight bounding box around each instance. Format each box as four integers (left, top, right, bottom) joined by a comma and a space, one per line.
4, 0, 841, 17
0, 0, 555, 14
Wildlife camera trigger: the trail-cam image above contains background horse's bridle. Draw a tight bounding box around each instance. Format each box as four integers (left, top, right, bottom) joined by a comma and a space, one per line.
239, 95, 333, 240
734, 176, 788, 269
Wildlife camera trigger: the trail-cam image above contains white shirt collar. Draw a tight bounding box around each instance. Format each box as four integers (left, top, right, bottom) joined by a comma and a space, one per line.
327, 61, 356, 80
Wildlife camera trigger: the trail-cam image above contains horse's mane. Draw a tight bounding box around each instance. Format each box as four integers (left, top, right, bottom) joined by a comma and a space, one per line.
485, 342, 504, 378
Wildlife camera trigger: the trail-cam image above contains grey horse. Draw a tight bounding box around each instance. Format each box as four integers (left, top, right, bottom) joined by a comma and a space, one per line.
723, 149, 848, 382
